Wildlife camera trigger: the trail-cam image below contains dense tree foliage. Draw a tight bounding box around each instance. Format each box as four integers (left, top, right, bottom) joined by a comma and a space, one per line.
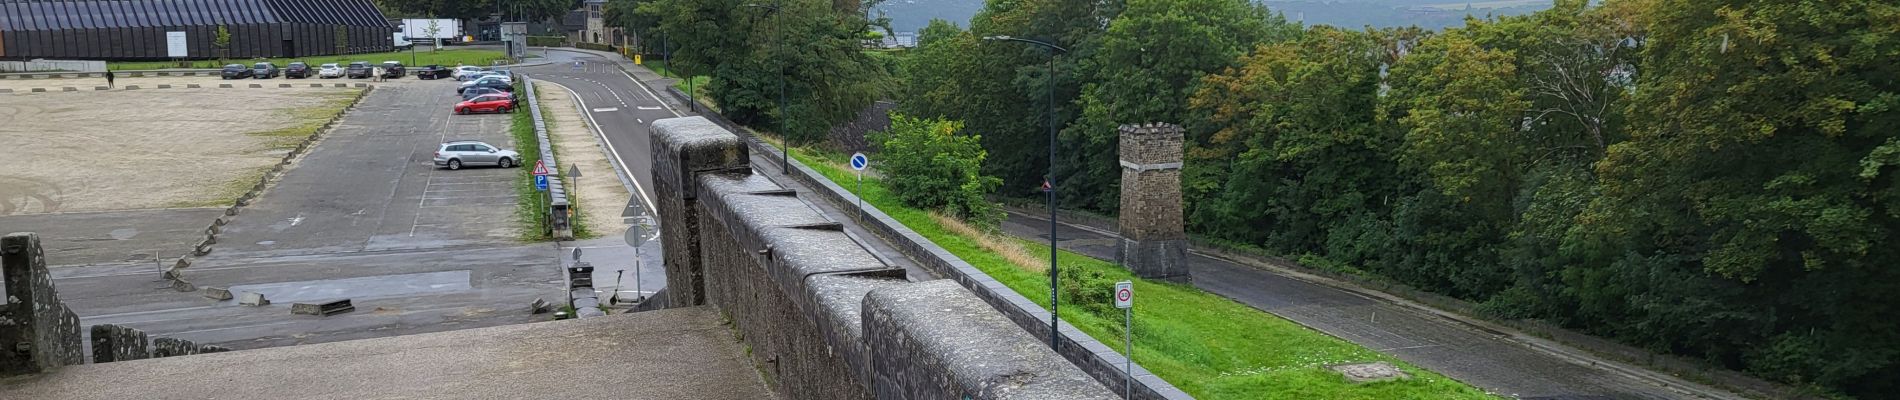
893, 0, 1898, 395
869, 114, 1004, 225
636, 0, 890, 143
377, 0, 578, 22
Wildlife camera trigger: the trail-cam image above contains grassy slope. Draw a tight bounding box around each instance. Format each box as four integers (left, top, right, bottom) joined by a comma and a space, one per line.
639, 60, 711, 94
110, 49, 508, 70
787, 147, 1497, 399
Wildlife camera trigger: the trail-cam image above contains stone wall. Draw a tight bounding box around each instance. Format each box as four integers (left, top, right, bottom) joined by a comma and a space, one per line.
651, 117, 1118, 399
827, 101, 896, 152
1117, 123, 1189, 281
1, 232, 84, 377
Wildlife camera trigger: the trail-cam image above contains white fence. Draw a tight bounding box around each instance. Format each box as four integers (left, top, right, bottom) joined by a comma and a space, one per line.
0, 59, 107, 73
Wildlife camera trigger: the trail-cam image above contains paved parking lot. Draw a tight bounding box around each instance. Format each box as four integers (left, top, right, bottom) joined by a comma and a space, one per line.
207, 80, 524, 258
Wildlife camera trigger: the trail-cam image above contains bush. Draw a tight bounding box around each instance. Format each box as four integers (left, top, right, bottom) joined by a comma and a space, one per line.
527, 36, 567, 47
869, 114, 1002, 227
1060, 267, 1119, 315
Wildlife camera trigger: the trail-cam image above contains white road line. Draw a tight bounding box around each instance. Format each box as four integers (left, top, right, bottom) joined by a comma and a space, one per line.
636, 106, 661, 110
615, 67, 682, 117
592, 107, 620, 112
543, 80, 659, 214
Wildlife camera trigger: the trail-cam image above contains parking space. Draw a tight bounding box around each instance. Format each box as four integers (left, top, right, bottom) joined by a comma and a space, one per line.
207, 78, 526, 258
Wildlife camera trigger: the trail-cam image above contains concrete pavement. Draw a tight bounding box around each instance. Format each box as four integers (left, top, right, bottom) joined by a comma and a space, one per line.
1000, 211, 1741, 399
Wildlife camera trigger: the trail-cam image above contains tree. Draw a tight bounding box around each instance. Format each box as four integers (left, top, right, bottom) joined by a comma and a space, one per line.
332, 26, 347, 56
425, 19, 442, 51
217, 25, 233, 61
870, 114, 1003, 226
1061, 0, 1299, 212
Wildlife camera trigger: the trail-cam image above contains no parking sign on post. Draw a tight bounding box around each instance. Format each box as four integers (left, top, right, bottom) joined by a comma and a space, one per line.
850, 152, 869, 222
1115, 280, 1134, 399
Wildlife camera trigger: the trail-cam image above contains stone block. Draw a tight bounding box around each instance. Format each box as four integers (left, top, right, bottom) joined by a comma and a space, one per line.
61, 87, 76, 92
335, 83, 347, 88
530, 298, 551, 314
187, 84, 201, 88
124, 85, 139, 90
219, 83, 233, 88
291, 299, 354, 316
238, 292, 269, 306
90, 324, 151, 363
152, 337, 200, 357
248, 83, 262, 88
863, 280, 1117, 399
157, 84, 173, 89
30, 87, 45, 92
0, 88, 12, 93
203, 286, 234, 300
170, 278, 197, 292
94, 86, 109, 90
310, 83, 323, 88
278, 83, 292, 88
354, 83, 367, 87
1329, 362, 1411, 384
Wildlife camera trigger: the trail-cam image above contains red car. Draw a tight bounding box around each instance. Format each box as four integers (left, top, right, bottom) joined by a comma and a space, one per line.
455, 94, 514, 114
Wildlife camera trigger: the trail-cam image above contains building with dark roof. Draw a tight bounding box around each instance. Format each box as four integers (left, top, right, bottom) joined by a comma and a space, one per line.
0, 0, 394, 60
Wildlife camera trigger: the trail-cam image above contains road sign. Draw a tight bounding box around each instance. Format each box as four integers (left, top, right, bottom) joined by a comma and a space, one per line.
532, 160, 550, 176
624, 225, 651, 247
568, 165, 583, 178
849, 152, 869, 171
1114, 281, 1133, 309
165, 32, 188, 58
534, 175, 549, 191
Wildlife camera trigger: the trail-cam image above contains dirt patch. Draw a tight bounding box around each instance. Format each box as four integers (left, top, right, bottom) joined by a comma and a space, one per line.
535, 82, 632, 237
0, 87, 360, 214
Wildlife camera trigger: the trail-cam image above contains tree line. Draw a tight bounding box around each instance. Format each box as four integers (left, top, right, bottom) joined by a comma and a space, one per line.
627, 0, 1900, 396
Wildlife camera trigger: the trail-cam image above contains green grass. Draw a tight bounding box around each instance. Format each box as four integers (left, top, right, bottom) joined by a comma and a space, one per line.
108, 49, 509, 70
510, 81, 592, 241
784, 145, 1499, 399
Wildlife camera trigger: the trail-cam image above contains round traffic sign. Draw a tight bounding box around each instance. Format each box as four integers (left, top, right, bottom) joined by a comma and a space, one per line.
849, 152, 869, 171
1116, 287, 1132, 302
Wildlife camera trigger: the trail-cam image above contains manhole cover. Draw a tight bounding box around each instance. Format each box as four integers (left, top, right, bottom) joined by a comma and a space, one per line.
1328, 361, 1411, 383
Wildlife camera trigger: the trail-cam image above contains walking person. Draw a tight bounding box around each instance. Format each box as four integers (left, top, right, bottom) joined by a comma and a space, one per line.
105, 70, 115, 88
371, 66, 384, 82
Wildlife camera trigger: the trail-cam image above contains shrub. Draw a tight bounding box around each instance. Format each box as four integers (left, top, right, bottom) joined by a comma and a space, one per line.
1060, 267, 1118, 315
869, 114, 1003, 227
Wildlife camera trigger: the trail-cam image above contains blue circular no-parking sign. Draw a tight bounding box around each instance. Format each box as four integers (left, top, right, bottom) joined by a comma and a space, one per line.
849, 152, 869, 171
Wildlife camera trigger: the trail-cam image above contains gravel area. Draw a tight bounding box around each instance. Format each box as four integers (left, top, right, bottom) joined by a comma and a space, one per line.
0, 86, 359, 214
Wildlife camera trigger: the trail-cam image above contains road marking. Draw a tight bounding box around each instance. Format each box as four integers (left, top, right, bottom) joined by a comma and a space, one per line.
287, 214, 304, 227
614, 66, 682, 117
592, 107, 619, 112
636, 106, 661, 110
547, 80, 659, 214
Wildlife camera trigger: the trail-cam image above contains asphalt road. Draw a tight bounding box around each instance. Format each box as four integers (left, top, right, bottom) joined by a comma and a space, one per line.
45, 77, 568, 351
1000, 212, 1741, 399
0, 208, 224, 266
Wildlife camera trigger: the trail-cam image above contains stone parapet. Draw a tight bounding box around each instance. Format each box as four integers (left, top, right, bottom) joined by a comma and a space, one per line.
0, 232, 85, 377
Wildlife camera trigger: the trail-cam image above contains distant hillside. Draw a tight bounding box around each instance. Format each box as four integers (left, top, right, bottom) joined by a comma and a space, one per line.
871, 0, 1554, 34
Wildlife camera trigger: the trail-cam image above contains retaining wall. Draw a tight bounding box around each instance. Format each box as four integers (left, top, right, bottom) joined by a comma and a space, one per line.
651, 117, 1117, 399
0, 233, 84, 376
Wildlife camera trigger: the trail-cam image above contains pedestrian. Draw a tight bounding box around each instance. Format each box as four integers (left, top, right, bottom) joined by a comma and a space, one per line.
105, 70, 115, 88
372, 66, 384, 82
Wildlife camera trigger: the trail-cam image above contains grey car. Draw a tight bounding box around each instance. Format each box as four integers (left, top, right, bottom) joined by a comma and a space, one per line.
433, 140, 521, 170
252, 62, 279, 79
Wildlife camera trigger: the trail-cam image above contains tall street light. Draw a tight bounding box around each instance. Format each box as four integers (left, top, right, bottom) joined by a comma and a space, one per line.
744, 2, 789, 175
982, 35, 1067, 349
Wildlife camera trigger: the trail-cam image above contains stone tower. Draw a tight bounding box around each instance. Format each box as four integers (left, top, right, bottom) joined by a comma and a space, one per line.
1116, 123, 1189, 282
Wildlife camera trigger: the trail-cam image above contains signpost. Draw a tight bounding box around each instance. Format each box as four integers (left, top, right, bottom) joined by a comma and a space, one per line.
623, 224, 653, 304
850, 152, 869, 222
1114, 280, 1133, 400
533, 160, 550, 233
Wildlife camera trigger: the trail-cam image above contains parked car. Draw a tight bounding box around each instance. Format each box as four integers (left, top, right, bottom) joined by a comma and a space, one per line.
451, 66, 486, 81
251, 62, 279, 79
460, 86, 506, 100
414, 65, 453, 80
346, 62, 372, 78
380, 61, 406, 78
284, 62, 311, 78
433, 140, 520, 170
457, 79, 514, 94
318, 63, 344, 78
459, 75, 513, 90
461, 72, 512, 85
220, 64, 253, 79
454, 94, 516, 114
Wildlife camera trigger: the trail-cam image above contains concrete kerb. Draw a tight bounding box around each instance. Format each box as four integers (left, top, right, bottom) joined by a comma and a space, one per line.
521, 75, 574, 240
165, 86, 374, 277
666, 91, 1191, 400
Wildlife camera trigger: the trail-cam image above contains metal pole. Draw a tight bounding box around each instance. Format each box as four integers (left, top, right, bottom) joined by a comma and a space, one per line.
1047, 48, 1060, 349
635, 243, 644, 302
857, 172, 865, 223
775, 4, 789, 175
1125, 306, 1133, 399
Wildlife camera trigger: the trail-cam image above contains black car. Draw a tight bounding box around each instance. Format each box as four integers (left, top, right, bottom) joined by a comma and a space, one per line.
457, 79, 514, 94
251, 62, 279, 79
220, 64, 253, 79
346, 62, 372, 79
380, 61, 406, 78
284, 62, 311, 79
415, 65, 452, 80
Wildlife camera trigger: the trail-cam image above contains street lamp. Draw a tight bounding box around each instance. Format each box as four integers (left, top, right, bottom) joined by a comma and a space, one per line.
982, 34, 1068, 349
745, 2, 789, 175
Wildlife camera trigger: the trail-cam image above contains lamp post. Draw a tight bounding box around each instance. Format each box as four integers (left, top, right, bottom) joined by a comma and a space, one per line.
744, 2, 789, 175
982, 35, 1067, 349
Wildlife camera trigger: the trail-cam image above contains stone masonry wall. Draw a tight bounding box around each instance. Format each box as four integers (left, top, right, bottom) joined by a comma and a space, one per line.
1, 232, 84, 377
1117, 123, 1190, 281
651, 117, 1118, 399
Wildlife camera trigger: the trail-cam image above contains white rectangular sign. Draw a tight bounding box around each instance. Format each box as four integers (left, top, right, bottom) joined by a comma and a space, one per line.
1114, 281, 1133, 309
165, 31, 188, 58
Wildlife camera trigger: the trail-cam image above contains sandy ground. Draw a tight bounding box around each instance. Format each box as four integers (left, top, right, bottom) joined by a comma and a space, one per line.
0, 86, 359, 214
0, 74, 444, 92
537, 81, 632, 237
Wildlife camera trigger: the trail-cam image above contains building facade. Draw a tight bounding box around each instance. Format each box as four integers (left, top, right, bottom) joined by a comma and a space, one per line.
0, 0, 393, 60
